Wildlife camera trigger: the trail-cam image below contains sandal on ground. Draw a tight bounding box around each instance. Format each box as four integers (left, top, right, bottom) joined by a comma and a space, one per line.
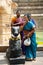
25, 58, 33, 61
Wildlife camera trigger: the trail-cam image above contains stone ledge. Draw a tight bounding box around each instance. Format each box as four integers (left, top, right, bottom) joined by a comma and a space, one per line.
0, 45, 43, 52
0, 46, 9, 52
37, 45, 43, 51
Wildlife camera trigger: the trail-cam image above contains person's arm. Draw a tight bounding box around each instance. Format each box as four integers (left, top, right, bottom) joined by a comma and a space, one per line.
27, 28, 35, 38
23, 28, 35, 40
27, 21, 36, 37
11, 22, 14, 26
11, 16, 17, 26
20, 21, 27, 31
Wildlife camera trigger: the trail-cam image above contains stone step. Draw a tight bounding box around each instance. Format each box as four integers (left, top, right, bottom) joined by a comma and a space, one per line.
18, 2, 43, 7
13, 7, 43, 14
14, 10, 43, 14
12, 0, 43, 3
13, 0, 43, 7
0, 52, 43, 65
18, 6, 43, 10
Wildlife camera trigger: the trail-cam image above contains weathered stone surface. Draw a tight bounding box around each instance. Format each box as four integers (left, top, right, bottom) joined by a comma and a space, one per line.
0, 0, 17, 45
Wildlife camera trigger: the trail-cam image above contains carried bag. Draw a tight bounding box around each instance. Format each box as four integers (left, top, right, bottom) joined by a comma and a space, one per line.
24, 38, 31, 46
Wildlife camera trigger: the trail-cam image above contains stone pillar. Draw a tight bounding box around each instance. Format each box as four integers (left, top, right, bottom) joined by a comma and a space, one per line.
0, 0, 18, 46
0, 14, 3, 44
0, 13, 11, 46
1, 13, 11, 46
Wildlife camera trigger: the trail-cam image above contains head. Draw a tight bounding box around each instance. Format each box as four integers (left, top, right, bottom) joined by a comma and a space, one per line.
24, 13, 31, 22
12, 26, 20, 36
16, 9, 21, 18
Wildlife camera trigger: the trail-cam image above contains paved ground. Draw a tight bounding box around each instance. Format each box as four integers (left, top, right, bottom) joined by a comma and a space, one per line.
0, 51, 43, 65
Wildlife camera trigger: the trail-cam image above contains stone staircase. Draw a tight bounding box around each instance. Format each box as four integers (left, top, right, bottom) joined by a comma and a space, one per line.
12, 0, 43, 14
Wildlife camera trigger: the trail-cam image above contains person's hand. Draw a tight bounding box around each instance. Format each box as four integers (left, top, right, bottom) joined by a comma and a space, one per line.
27, 34, 29, 38
23, 35, 28, 40
21, 34, 29, 44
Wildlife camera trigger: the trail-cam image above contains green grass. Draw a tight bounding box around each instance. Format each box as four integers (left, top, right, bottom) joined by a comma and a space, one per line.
36, 32, 43, 45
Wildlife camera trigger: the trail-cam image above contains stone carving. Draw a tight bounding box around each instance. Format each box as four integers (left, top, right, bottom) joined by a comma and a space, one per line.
6, 25, 25, 64
0, 0, 18, 14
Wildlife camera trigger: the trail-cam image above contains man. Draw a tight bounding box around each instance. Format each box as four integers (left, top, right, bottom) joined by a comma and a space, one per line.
16, 10, 25, 55
11, 9, 25, 55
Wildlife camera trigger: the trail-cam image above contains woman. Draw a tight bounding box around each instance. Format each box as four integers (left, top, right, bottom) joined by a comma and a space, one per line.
23, 14, 37, 61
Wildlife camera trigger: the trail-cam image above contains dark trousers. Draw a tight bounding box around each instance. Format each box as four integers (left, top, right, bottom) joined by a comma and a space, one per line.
20, 31, 25, 54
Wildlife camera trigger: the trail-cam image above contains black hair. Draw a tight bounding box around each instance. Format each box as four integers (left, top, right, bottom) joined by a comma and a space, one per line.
16, 9, 21, 14
24, 13, 31, 20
